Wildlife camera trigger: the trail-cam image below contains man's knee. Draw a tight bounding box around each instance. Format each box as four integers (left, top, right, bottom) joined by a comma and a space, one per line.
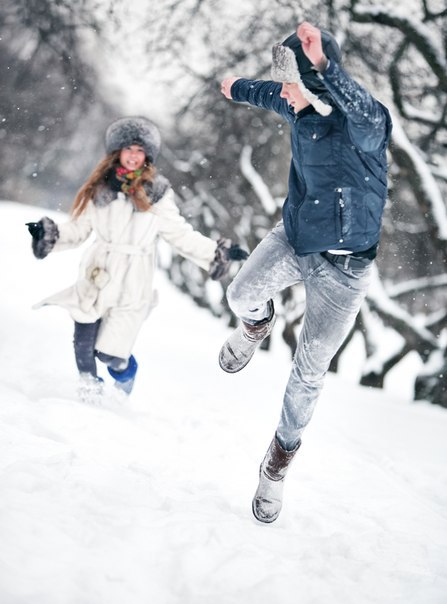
226, 279, 244, 312
228, 282, 274, 324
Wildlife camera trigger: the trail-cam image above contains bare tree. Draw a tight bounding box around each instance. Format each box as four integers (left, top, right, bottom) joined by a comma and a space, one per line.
0, 0, 118, 207
11, 0, 444, 405
341, 1, 447, 405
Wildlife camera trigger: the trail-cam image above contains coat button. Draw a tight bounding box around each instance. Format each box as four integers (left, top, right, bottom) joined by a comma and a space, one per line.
312, 133, 317, 139
314, 199, 320, 204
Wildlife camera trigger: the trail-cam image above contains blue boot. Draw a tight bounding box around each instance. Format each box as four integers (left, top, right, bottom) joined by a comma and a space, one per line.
107, 355, 138, 395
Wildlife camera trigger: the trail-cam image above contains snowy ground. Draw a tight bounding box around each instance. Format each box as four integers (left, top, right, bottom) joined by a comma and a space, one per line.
1, 201, 447, 604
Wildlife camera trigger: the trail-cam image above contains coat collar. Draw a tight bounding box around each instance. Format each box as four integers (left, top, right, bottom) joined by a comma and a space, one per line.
94, 174, 170, 209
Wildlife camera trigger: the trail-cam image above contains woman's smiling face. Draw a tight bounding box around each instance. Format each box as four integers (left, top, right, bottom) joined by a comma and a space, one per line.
119, 145, 146, 170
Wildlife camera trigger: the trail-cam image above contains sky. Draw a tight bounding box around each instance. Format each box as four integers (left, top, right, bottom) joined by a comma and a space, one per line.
1, 201, 447, 604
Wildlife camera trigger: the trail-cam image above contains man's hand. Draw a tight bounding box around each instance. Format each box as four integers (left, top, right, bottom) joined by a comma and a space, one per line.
220, 77, 241, 100
297, 22, 326, 68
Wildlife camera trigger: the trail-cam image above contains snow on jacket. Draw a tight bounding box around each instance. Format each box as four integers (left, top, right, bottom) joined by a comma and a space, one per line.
230, 60, 392, 255
35, 177, 217, 359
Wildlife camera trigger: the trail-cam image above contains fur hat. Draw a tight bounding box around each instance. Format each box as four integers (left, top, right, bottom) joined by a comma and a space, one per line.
271, 30, 342, 116
105, 116, 161, 163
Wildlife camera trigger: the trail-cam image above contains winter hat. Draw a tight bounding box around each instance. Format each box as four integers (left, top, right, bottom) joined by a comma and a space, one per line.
271, 30, 342, 116
105, 116, 161, 163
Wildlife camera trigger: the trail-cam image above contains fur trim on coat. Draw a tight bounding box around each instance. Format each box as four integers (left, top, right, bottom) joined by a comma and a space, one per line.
32, 216, 60, 259
94, 174, 170, 209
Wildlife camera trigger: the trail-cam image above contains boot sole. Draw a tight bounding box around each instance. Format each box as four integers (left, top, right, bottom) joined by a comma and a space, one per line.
218, 342, 255, 373
251, 499, 279, 523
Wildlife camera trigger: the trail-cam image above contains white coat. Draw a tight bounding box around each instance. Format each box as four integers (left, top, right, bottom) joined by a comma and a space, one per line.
35, 185, 217, 359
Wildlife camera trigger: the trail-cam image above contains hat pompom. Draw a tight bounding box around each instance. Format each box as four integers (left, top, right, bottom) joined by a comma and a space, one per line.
105, 116, 161, 163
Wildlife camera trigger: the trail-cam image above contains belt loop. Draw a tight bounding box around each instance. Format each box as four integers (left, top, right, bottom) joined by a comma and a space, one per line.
344, 256, 350, 270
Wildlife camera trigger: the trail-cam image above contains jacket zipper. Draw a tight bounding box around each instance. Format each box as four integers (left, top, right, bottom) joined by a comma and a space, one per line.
336, 188, 345, 243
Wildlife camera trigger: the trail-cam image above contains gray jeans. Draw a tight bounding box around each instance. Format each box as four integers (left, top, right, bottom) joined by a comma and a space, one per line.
226, 222, 373, 451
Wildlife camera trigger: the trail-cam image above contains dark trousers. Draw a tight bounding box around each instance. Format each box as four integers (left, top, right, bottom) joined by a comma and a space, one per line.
73, 321, 128, 377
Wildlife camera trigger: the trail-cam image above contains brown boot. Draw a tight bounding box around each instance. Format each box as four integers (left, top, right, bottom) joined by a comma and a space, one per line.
219, 301, 275, 373
252, 434, 301, 523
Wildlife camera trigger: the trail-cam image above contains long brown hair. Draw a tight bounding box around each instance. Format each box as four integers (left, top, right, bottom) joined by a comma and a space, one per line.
71, 150, 157, 217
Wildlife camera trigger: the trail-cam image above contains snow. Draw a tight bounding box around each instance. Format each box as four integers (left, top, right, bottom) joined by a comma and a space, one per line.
240, 145, 277, 215
1, 201, 447, 604
367, 264, 438, 346
353, 5, 447, 69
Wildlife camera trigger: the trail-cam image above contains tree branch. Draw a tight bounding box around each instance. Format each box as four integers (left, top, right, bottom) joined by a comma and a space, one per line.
351, 4, 447, 90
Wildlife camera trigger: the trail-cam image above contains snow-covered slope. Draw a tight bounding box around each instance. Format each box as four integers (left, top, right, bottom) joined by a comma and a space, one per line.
1, 201, 446, 604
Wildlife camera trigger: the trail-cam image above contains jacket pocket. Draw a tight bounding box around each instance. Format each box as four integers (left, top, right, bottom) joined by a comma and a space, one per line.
87, 265, 110, 289
300, 121, 336, 166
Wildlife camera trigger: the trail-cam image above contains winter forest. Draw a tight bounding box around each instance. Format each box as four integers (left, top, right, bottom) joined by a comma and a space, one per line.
2, 1, 447, 602
1, 0, 447, 407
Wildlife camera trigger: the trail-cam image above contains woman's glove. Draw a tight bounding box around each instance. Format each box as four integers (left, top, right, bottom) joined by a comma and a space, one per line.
209, 238, 249, 280
26, 217, 59, 259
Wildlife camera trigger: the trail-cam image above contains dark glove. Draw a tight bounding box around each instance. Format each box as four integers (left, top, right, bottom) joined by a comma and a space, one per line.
26, 221, 45, 240
209, 238, 249, 281
26, 217, 59, 259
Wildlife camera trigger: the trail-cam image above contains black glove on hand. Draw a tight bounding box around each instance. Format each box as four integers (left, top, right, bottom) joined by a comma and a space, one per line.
26, 221, 45, 240
226, 243, 250, 261
26, 217, 59, 259
209, 238, 249, 281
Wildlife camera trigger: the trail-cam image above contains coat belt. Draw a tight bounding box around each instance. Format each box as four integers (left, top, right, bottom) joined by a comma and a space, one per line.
96, 240, 152, 256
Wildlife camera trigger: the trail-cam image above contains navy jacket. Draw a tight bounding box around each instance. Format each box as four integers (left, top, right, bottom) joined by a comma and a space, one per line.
231, 60, 392, 255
